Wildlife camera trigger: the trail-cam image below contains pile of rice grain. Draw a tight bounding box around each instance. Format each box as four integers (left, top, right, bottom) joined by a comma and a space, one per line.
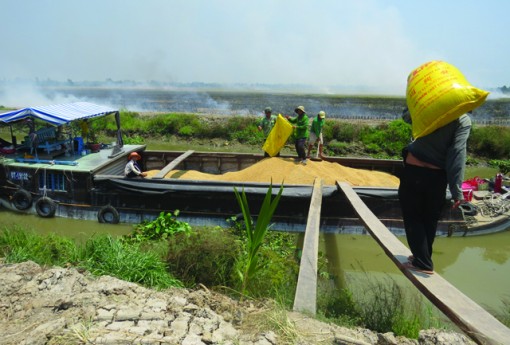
145, 157, 399, 187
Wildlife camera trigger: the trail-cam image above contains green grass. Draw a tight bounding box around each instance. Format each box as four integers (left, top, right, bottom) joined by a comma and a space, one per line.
0, 226, 78, 266
0, 226, 181, 290
80, 235, 182, 289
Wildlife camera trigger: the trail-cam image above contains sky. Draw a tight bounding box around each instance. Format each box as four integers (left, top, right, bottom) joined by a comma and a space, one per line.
1, 0, 509, 97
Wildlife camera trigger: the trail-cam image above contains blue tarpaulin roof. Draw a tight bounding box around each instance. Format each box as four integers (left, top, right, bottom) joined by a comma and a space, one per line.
0, 102, 118, 125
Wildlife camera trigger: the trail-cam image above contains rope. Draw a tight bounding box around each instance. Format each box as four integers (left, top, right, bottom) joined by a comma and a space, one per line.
42, 168, 48, 197
477, 193, 510, 218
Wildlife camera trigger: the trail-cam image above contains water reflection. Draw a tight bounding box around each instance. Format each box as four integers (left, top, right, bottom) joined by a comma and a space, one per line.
321, 231, 510, 314
0, 211, 133, 242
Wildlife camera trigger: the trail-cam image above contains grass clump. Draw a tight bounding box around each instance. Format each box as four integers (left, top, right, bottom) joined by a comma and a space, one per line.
241, 301, 300, 345
495, 297, 510, 327
165, 221, 299, 306
469, 125, 510, 159
343, 273, 441, 338
80, 235, 182, 289
166, 226, 241, 288
0, 226, 78, 266
0, 226, 181, 290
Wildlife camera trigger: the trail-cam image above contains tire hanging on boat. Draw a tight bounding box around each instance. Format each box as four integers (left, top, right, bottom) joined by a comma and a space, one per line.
35, 197, 57, 218
97, 205, 120, 224
459, 202, 477, 216
12, 189, 32, 210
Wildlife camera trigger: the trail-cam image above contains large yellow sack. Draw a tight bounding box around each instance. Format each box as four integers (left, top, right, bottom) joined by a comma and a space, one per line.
406, 60, 489, 139
262, 114, 293, 157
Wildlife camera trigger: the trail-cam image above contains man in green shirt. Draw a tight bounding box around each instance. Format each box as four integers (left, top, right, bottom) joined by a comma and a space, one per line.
307, 111, 326, 159
258, 107, 278, 157
286, 105, 309, 164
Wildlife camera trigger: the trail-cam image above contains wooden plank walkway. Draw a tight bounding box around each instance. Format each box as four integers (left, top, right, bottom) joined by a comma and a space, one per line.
152, 150, 194, 179
293, 178, 323, 315
337, 181, 510, 345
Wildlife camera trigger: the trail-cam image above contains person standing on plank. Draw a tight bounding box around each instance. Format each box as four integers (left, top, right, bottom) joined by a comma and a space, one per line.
399, 111, 471, 274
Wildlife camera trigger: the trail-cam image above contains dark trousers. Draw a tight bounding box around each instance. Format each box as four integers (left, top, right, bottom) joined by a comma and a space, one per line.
295, 138, 307, 160
398, 164, 447, 271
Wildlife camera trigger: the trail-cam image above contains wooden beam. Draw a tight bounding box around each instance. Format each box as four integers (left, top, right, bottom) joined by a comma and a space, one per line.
337, 181, 510, 345
152, 150, 194, 179
293, 178, 323, 315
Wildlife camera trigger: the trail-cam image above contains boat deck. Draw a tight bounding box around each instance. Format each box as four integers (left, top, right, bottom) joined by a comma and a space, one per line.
1, 145, 146, 173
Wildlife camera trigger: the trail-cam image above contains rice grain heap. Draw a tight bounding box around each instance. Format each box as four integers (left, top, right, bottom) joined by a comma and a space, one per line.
146, 158, 399, 187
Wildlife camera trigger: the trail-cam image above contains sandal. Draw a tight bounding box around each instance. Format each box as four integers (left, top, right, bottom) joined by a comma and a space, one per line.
402, 261, 434, 275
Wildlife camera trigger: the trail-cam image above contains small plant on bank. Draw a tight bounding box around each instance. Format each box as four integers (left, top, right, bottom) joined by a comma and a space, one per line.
488, 159, 510, 174
234, 183, 284, 296
124, 210, 191, 243
123, 134, 145, 145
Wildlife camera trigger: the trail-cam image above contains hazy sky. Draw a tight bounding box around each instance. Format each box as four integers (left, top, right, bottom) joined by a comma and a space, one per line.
1, 0, 509, 95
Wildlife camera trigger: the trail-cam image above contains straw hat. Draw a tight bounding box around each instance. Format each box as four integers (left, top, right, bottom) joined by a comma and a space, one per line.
295, 106, 305, 113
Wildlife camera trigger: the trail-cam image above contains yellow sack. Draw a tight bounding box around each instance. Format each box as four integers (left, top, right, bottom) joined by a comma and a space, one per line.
262, 114, 293, 157
406, 60, 489, 139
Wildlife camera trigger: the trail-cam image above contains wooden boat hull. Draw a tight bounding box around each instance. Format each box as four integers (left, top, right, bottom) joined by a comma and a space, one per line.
0, 147, 494, 236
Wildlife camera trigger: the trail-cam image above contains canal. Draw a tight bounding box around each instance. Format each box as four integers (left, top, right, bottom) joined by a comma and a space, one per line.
1, 211, 508, 319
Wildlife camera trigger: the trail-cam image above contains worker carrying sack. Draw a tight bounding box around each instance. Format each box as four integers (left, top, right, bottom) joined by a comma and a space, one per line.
262, 114, 293, 157
406, 60, 489, 139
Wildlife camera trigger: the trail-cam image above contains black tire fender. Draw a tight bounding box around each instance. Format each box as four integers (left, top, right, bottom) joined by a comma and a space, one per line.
35, 197, 57, 218
34, 196, 57, 218
12, 189, 32, 210
97, 205, 120, 224
459, 202, 477, 216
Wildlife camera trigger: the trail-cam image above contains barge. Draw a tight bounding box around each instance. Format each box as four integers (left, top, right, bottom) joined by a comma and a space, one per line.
0, 102, 506, 236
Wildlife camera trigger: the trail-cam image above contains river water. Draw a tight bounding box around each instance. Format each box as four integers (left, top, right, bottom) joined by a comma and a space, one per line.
1, 210, 509, 317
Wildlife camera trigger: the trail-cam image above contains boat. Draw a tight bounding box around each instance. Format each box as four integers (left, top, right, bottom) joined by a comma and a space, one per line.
0, 102, 507, 237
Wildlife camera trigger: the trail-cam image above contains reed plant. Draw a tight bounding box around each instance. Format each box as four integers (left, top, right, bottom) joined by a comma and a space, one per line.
233, 183, 284, 296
